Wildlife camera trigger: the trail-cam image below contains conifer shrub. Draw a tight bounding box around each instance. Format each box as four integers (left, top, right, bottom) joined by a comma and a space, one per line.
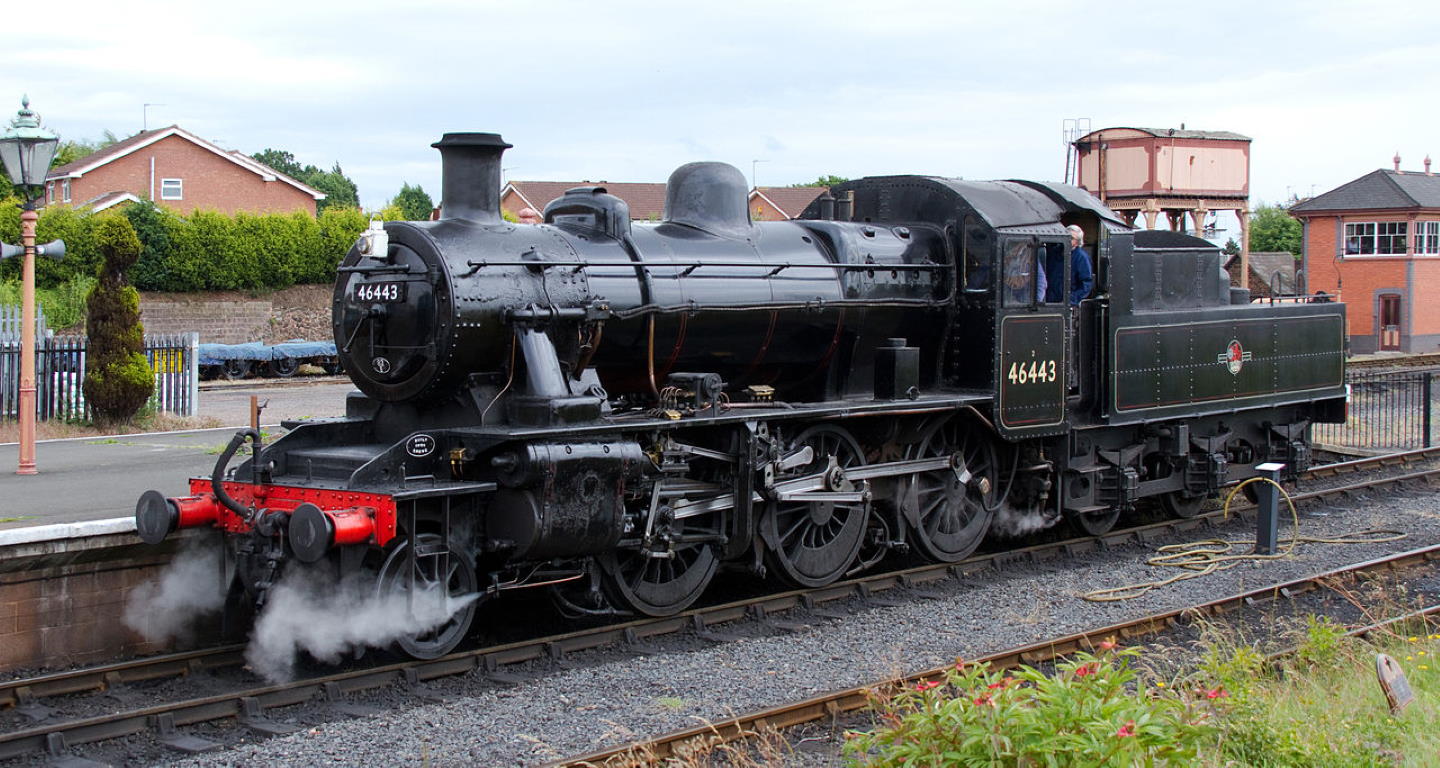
83, 216, 153, 423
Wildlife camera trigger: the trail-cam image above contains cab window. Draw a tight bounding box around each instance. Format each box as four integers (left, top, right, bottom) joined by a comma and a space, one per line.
1003, 240, 1040, 307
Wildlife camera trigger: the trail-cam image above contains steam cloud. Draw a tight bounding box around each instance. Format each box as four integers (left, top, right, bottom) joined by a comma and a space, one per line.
987, 500, 1063, 539
244, 568, 478, 683
123, 540, 226, 644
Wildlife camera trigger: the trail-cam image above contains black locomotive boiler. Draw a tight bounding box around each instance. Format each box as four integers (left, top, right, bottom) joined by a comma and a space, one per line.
135, 133, 1348, 658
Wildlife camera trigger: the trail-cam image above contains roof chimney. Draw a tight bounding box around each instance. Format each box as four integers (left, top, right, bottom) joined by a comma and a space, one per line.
1394, 152, 1402, 172
1427, 155, 1433, 176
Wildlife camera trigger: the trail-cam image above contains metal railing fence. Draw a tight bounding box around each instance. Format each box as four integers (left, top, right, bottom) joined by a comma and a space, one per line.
0, 332, 198, 421
1313, 369, 1436, 453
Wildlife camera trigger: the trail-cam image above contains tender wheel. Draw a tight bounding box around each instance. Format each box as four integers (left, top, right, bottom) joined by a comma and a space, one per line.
375, 533, 478, 659
221, 360, 252, 380
598, 510, 719, 617
270, 357, 299, 378
761, 424, 870, 588
1160, 490, 1205, 519
901, 418, 996, 563
1068, 505, 1120, 536
1145, 454, 1206, 519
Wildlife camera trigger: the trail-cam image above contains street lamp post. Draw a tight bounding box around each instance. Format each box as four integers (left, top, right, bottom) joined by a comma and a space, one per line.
0, 97, 61, 475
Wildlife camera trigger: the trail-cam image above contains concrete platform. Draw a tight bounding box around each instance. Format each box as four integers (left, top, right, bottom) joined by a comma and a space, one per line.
0, 378, 355, 540
0, 428, 255, 535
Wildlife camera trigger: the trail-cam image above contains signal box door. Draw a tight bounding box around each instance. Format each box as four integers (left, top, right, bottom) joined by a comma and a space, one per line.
996, 238, 1067, 435
1380, 294, 1401, 351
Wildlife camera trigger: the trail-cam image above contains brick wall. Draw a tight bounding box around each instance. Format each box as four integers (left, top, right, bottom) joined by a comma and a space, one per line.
67, 134, 317, 216
0, 534, 216, 672
139, 296, 273, 344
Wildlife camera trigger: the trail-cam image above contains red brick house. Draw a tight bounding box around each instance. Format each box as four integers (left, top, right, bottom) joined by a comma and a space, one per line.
503, 181, 669, 221
44, 125, 324, 216
501, 181, 827, 223
750, 186, 827, 221
1292, 157, 1440, 353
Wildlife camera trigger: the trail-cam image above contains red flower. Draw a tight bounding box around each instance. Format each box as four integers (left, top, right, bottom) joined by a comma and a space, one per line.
1116, 720, 1136, 738
915, 680, 942, 692
1075, 663, 1099, 678
1205, 686, 1227, 700
972, 694, 994, 707
1099, 639, 1117, 651
987, 677, 1016, 690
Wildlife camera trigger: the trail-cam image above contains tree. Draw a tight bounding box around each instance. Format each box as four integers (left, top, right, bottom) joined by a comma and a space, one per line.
792, 175, 849, 188
1222, 238, 1241, 257
1249, 204, 1302, 257
83, 216, 153, 423
1, 132, 122, 187
249, 150, 360, 213
391, 183, 434, 221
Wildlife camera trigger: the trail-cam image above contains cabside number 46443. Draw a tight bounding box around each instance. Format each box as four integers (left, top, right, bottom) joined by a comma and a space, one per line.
1007, 359, 1057, 385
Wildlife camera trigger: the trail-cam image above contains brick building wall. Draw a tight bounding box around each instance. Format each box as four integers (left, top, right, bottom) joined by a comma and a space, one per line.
60, 134, 317, 216
1303, 212, 1429, 353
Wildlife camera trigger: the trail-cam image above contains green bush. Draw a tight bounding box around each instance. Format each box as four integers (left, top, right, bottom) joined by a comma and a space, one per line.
83, 216, 153, 423
0, 275, 96, 329
0, 197, 367, 293
844, 647, 1213, 767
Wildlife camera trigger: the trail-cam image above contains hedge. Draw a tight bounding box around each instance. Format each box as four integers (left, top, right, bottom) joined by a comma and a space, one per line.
0, 196, 370, 292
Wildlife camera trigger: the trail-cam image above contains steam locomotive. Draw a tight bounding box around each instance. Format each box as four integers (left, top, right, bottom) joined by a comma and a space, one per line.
135, 133, 1348, 658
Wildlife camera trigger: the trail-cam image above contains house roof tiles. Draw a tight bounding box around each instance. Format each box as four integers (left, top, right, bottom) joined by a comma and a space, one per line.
506, 181, 829, 222
1291, 169, 1440, 214
47, 125, 325, 200
752, 186, 827, 218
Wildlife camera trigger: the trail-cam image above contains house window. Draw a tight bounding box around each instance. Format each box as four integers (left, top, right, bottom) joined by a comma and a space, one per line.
1346, 221, 1409, 255
160, 178, 183, 200
46, 182, 53, 204
61, 180, 70, 203
1416, 222, 1440, 255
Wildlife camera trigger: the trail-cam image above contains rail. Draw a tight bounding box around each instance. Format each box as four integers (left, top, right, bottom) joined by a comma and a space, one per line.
2, 446, 1436, 761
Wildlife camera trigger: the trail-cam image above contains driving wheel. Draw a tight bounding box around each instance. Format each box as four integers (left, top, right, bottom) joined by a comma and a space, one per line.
760, 424, 870, 588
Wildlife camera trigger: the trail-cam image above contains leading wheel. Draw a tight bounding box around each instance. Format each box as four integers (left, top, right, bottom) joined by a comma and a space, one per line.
375, 533, 478, 659
761, 424, 870, 588
901, 418, 996, 563
598, 509, 719, 617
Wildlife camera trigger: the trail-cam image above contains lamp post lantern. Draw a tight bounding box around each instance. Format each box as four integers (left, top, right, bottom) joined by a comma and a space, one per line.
0, 96, 61, 475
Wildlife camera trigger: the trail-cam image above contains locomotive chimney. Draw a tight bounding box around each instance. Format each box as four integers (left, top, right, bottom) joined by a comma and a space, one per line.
433, 132, 512, 223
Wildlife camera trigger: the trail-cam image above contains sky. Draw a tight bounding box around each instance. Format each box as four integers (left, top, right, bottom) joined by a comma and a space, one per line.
4, 0, 1439, 235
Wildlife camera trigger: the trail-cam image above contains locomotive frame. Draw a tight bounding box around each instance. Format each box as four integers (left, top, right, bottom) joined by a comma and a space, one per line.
136, 133, 1347, 659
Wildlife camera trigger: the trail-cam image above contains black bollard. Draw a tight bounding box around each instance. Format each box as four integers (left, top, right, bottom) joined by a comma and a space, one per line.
1254, 462, 1285, 555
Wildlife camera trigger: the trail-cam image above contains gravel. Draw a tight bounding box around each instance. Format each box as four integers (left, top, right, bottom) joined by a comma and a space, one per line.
41, 481, 1440, 767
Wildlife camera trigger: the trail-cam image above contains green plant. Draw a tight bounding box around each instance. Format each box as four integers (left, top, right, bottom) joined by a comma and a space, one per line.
844, 647, 1213, 767
83, 216, 153, 423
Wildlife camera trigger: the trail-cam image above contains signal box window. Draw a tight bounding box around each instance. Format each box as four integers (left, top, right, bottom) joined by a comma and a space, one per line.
161, 178, 184, 200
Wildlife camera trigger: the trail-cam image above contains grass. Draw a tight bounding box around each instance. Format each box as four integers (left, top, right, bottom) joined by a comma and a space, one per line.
0, 412, 222, 443
1189, 614, 1440, 766
0, 516, 36, 523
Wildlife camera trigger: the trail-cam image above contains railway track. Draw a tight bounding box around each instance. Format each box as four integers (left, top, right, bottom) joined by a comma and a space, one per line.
3, 446, 1439, 762
552, 545, 1440, 767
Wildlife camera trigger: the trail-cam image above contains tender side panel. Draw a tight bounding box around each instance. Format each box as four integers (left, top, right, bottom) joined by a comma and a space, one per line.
1110, 312, 1345, 418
